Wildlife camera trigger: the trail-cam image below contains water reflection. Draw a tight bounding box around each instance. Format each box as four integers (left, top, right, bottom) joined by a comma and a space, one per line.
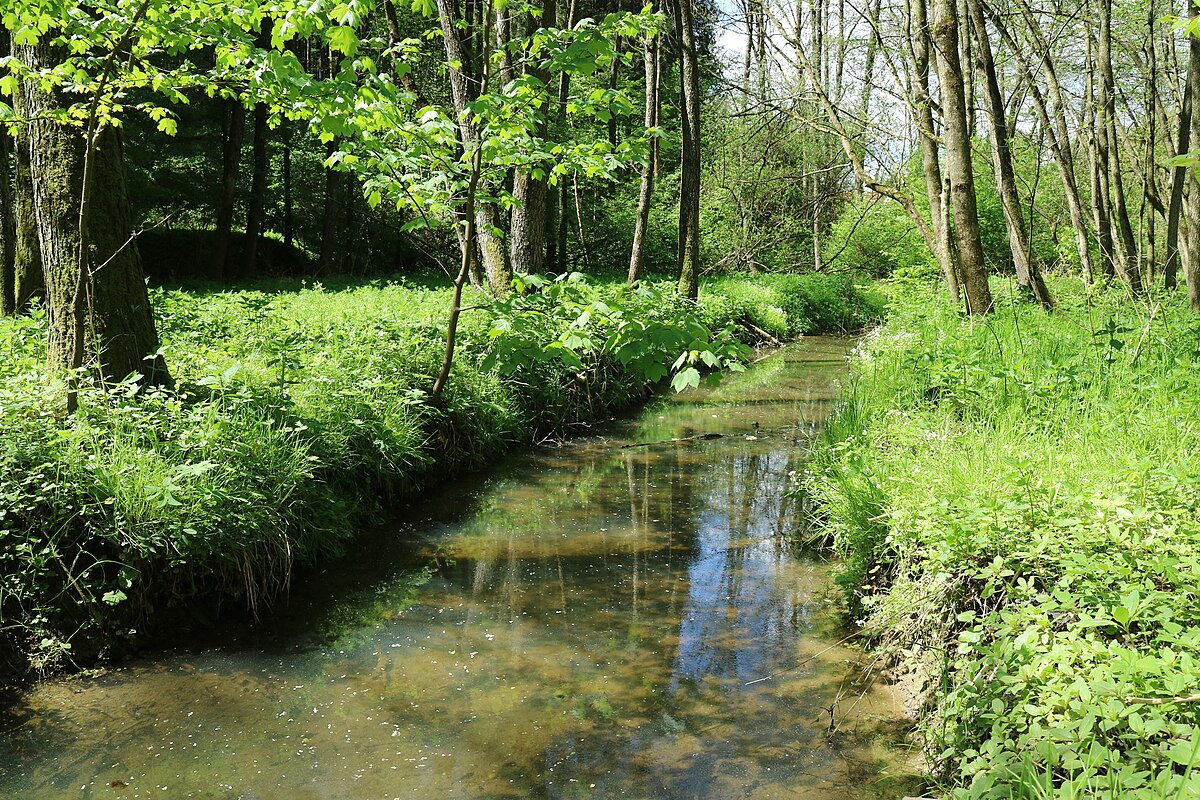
0, 338, 916, 800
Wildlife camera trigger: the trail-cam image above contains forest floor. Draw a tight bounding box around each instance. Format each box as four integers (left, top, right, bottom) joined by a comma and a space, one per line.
806, 275, 1200, 799
0, 269, 881, 683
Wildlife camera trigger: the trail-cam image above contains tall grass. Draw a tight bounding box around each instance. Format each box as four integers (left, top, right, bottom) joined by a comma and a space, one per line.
0, 271, 878, 680
806, 276, 1200, 798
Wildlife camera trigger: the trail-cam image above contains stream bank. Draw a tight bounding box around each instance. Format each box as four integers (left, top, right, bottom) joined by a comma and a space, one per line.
0, 337, 922, 800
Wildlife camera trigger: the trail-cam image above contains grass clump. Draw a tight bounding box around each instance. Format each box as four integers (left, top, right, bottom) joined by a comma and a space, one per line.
805, 277, 1200, 798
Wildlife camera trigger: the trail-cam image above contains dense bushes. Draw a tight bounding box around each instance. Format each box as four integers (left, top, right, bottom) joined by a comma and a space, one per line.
0, 270, 878, 680
805, 278, 1200, 798
701, 271, 885, 338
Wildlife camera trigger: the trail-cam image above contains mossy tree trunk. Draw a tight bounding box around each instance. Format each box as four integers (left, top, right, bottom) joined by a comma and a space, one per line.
1169, 0, 1198, 291
1185, 2, 1200, 310
18, 41, 170, 387
0, 92, 13, 317
3, 27, 43, 317
436, 0, 512, 295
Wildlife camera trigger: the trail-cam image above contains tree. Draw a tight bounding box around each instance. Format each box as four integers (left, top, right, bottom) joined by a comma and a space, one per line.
932, 0, 992, 313
628, 0, 660, 284
967, 0, 1052, 308
673, 0, 702, 300
509, 0, 558, 276
15, 37, 170, 396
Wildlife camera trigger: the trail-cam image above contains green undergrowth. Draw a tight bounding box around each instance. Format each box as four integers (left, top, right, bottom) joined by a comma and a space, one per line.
804, 276, 1200, 798
0, 270, 877, 681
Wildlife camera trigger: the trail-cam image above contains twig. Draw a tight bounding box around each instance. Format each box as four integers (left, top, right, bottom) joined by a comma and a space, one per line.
1125, 692, 1200, 706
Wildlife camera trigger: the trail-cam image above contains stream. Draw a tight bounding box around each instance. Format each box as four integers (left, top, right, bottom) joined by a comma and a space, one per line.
0, 336, 916, 800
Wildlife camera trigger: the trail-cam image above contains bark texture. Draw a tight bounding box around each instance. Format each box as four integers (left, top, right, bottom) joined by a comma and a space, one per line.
19, 42, 169, 385
509, 0, 556, 275
210, 100, 245, 279
933, 0, 992, 313
908, 0, 960, 304
437, 0, 513, 295
628, 15, 659, 285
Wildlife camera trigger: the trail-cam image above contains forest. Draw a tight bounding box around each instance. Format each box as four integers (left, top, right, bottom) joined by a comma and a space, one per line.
2, 0, 1200, 796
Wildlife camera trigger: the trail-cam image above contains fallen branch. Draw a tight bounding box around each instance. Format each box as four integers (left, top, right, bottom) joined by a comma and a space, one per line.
740, 317, 783, 346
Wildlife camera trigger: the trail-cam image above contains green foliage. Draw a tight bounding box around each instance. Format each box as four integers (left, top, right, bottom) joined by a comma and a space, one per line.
701, 272, 885, 339
484, 272, 750, 402
805, 277, 1200, 797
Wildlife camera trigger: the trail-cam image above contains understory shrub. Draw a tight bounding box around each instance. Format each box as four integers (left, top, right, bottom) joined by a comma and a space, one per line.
805, 277, 1200, 798
701, 271, 884, 340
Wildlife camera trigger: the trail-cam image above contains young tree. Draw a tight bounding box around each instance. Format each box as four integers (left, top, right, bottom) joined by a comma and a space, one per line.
628, 1, 660, 284
673, 0, 702, 300
966, 0, 1052, 308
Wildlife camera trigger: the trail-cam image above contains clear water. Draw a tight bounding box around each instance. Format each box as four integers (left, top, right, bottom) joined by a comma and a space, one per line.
0, 337, 917, 800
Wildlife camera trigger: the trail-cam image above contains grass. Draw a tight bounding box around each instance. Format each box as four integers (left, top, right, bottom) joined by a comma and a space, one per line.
804, 275, 1200, 798
0, 269, 880, 681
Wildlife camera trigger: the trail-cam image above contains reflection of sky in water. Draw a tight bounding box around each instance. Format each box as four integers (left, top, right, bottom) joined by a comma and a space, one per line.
0, 339, 915, 800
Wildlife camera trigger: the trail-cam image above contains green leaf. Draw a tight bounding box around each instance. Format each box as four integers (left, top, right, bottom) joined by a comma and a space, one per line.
671, 367, 700, 393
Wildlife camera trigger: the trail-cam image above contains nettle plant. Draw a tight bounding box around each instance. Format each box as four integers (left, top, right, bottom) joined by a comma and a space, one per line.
484, 273, 751, 393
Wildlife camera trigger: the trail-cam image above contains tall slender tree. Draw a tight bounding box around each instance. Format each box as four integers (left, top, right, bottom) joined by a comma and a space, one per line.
932, 0, 992, 313
673, 0, 703, 300
628, 3, 660, 284
967, 0, 1052, 308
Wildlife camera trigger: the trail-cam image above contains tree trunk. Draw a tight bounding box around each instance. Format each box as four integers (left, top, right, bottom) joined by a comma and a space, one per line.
674, 0, 703, 300
19, 42, 169, 386
1098, 0, 1142, 292
11, 62, 43, 311
909, 0, 961, 304
967, 0, 1052, 308
241, 96, 269, 277
319, 140, 342, 274
957, 0, 976, 138
510, 0, 556, 274
0, 40, 13, 317
211, 99, 245, 279
283, 137, 294, 253
628, 13, 660, 284
1168, 0, 1198, 289
933, 0, 992, 313
992, 1, 1093, 284
546, 0, 578, 272
437, 0, 512, 294
1084, 27, 1117, 281
1185, 3, 1200, 309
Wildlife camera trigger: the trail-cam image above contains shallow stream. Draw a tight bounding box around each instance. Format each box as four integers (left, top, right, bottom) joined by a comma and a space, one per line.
0, 337, 916, 799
